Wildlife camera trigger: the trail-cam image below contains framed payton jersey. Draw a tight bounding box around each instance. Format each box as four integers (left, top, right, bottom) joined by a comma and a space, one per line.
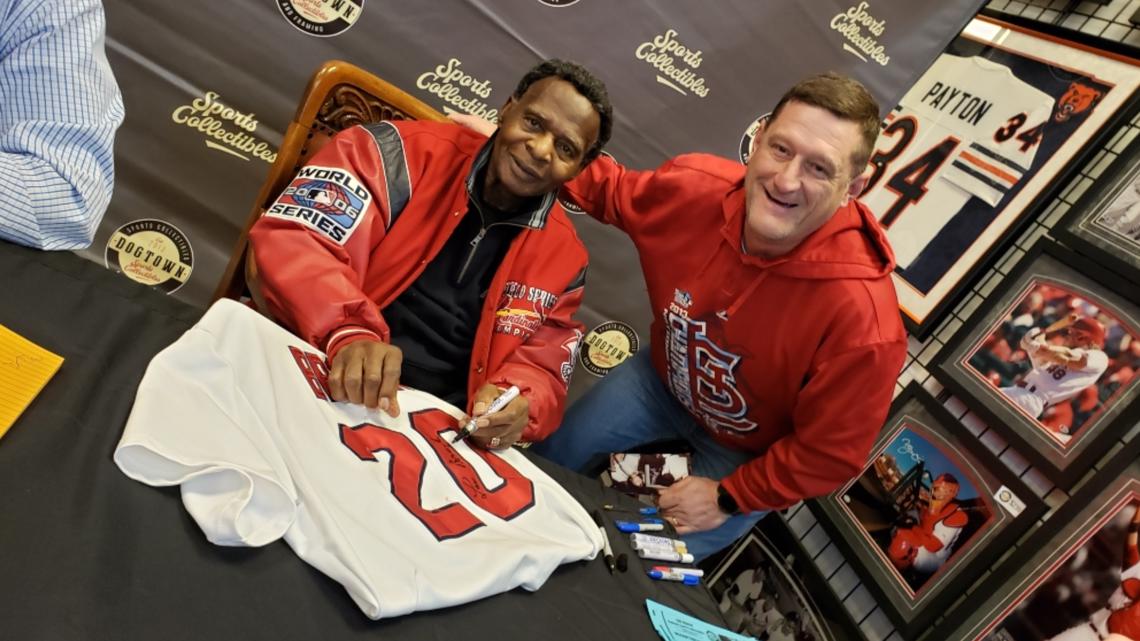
860, 13, 1140, 338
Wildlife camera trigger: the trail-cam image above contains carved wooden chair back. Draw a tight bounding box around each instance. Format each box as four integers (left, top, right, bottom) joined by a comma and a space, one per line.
212, 60, 446, 303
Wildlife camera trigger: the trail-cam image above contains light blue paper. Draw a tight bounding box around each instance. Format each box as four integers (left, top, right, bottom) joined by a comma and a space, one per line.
645, 598, 756, 641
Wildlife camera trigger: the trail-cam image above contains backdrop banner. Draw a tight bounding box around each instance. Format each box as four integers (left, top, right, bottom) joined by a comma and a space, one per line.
85, 0, 984, 397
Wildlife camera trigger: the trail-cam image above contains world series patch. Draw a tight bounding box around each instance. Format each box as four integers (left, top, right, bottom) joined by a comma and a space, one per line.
266, 166, 372, 244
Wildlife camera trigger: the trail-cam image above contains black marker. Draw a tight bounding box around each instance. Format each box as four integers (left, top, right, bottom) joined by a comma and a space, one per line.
591, 509, 616, 574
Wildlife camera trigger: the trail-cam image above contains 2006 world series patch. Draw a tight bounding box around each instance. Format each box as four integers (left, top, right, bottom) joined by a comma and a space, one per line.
266, 166, 372, 244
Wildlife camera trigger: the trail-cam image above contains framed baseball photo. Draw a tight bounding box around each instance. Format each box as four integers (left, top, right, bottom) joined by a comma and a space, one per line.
933, 239, 1140, 488
807, 383, 1046, 639
707, 515, 860, 641
929, 437, 1140, 641
1054, 133, 1140, 287
861, 13, 1140, 337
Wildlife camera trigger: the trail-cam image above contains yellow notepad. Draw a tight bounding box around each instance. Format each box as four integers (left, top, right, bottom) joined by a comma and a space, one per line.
0, 324, 64, 440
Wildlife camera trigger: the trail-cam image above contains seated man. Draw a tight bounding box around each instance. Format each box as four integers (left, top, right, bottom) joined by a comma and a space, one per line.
452, 72, 907, 559
248, 59, 612, 450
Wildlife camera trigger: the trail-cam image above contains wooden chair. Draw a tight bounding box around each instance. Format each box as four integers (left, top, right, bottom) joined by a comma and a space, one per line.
212, 60, 447, 304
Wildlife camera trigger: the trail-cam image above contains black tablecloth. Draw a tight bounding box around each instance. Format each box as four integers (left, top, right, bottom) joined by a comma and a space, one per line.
0, 242, 725, 641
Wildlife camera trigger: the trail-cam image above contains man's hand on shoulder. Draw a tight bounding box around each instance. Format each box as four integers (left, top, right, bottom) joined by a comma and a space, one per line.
657, 476, 729, 535
328, 339, 402, 416
466, 383, 528, 450
448, 112, 498, 137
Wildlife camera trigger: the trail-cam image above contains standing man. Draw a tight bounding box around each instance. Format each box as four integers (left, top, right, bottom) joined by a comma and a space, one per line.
249, 59, 612, 451
457, 72, 907, 559
0, 0, 125, 250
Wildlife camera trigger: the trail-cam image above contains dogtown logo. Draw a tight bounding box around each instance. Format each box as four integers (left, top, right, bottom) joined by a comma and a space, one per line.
494, 281, 558, 338
579, 321, 639, 377
172, 91, 277, 164
276, 0, 362, 37
664, 310, 756, 434
417, 58, 499, 122
635, 29, 710, 98
265, 166, 372, 245
830, 2, 891, 66
105, 219, 194, 293
737, 113, 771, 164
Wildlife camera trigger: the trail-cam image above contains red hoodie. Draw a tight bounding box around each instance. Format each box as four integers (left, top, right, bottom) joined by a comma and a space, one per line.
563, 153, 907, 513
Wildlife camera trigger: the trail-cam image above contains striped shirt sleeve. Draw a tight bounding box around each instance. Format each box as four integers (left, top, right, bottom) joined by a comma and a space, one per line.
0, 0, 125, 250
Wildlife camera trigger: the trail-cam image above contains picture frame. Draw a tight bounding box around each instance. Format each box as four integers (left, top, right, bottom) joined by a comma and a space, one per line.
863, 13, 1140, 338
707, 515, 861, 641
807, 383, 1046, 639
928, 435, 1140, 641
1054, 132, 1140, 287
932, 239, 1140, 489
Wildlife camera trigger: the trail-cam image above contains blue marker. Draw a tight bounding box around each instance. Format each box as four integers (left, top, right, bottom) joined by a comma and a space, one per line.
615, 520, 665, 533
603, 504, 659, 515
647, 569, 700, 585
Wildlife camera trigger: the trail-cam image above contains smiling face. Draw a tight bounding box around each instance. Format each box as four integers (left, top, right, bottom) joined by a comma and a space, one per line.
931, 474, 959, 502
484, 76, 600, 212
743, 100, 868, 258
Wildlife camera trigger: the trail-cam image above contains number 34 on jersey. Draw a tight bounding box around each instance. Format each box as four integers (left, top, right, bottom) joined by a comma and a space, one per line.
859, 54, 1054, 270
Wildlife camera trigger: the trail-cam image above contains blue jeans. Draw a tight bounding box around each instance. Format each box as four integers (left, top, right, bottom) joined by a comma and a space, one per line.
533, 350, 765, 561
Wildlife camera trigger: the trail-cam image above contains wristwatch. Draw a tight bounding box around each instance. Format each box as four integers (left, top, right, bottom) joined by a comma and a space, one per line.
716, 483, 740, 515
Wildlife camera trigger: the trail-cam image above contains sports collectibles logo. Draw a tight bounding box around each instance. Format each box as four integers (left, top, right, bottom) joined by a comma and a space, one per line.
495, 281, 558, 338
276, 0, 362, 37
266, 165, 372, 245
635, 29, 710, 98
738, 113, 770, 164
416, 59, 499, 122
172, 91, 277, 163
105, 219, 193, 293
830, 2, 891, 66
664, 309, 756, 434
579, 321, 639, 377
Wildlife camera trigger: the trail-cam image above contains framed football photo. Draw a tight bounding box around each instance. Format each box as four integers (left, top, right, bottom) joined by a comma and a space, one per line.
808, 383, 1045, 639
933, 239, 1140, 489
861, 13, 1140, 337
707, 515, 860, 641
930, 437, 1140, 641
1055, 133, 1140, 287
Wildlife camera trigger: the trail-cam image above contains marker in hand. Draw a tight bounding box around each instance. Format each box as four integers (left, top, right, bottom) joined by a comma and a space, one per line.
451, 385, 521, 443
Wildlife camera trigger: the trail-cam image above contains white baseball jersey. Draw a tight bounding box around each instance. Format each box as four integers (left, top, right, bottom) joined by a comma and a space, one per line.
1001, 347, 1108, 419
860, 54, 1055, 268
912, 520, 962, 573
114, 299, 601, 620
